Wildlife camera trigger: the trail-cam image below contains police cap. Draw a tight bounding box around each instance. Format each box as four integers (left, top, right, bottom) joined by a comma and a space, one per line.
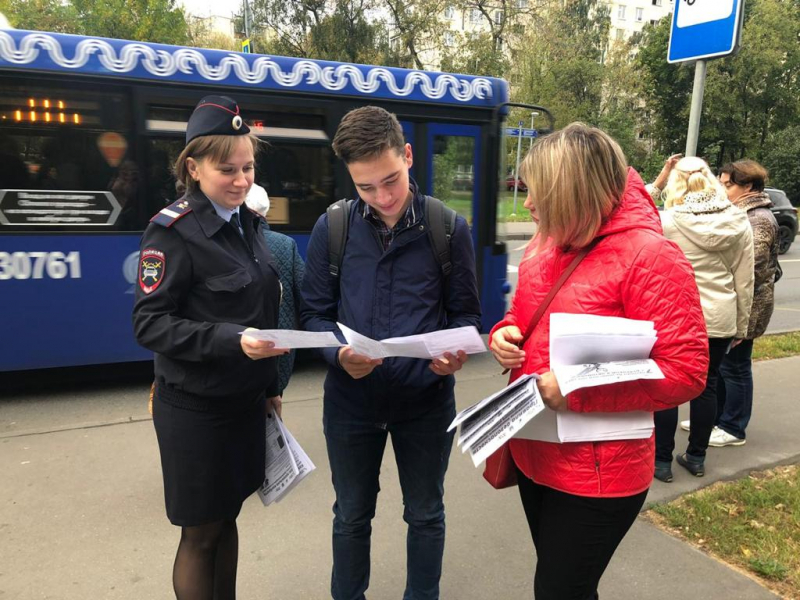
186, 95, 250, 144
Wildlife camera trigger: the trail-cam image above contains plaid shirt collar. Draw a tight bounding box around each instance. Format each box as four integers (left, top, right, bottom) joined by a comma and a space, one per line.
362, 188, 417, 251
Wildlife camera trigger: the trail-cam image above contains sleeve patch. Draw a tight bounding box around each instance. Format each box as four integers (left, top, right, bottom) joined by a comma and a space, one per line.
139, 249, 166, 294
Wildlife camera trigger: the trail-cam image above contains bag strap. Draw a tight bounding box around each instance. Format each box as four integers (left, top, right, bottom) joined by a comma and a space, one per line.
519, 236, 604, 346
326, 198, 354, 277
423, 195, 457, 278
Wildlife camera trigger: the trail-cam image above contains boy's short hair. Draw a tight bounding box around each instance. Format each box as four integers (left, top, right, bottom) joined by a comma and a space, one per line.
332, 106, 405, 164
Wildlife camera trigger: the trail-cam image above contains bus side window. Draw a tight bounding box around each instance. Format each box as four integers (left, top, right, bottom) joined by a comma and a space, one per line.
0, 82, 136, 231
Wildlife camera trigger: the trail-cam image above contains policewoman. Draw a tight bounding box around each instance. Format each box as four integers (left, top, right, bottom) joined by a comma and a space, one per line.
133, 96, 286, 600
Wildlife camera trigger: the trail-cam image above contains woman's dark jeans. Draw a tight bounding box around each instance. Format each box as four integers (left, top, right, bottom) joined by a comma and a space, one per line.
716, 338, 754, 439
655, 337, 731, 462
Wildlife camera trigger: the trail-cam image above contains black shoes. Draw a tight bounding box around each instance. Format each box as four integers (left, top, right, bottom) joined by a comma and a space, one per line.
654, 460, 673, 483
676, 452, 705, 477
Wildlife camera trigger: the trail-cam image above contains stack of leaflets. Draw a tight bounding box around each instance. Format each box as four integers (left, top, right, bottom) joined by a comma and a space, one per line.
451, 314, 665, 464
517, 313, 660, 444
447, 374, 544, 466
258, 412, 316, 506
547, 313, 662, 396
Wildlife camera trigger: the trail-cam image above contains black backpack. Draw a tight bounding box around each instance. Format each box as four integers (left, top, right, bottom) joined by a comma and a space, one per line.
326, 196, 457, 279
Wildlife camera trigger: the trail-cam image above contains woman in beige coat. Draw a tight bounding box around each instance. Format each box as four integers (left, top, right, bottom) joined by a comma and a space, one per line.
651, 156, 754, 481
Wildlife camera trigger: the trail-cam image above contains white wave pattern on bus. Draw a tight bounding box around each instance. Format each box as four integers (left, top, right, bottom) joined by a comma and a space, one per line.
0, 32, 494, 103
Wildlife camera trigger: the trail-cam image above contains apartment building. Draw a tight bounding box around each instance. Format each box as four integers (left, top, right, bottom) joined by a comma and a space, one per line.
607, 0, 674, 43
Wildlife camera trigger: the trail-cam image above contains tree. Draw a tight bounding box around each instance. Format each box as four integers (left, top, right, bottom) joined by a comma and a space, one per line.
511, 0, 610, 126
763, 125, 800, 204
635, 0, 800, 168
377, 0, 447, 69
2, 0, 190, 44
244, 0, 390, 64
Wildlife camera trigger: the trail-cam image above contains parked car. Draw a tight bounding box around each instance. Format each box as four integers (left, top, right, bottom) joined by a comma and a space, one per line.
505, 176, 527, 192
766, 187, 798, 254
452, 175, 473, 191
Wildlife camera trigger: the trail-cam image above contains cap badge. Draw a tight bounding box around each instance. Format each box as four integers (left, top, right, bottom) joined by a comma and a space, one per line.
232, 115, 243, 130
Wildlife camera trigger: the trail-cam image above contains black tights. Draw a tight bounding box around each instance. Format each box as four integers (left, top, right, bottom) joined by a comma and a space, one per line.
173, 519, 238, 600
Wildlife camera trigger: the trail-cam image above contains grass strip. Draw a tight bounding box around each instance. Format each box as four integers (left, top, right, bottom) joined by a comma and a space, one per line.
753, 331, 800, 361
649, 465, 800, 599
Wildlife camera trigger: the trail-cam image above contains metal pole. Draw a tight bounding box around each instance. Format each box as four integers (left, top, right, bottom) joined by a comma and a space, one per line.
529, 111, 538, 151
512, 130, 523, 215
244, 0, 250, 39
685, 59, 707, 157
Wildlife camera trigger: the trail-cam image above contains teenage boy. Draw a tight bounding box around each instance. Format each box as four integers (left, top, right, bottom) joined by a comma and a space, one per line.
301, 106, 481, 600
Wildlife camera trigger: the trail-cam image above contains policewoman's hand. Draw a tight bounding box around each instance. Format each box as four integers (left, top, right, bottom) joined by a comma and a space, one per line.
338, 346, 382, 379
490, 325, 525, 370
267, 395, 282, 419
537, 371, 568, 412
430, 350, 468, 376
240, 328, 290, 360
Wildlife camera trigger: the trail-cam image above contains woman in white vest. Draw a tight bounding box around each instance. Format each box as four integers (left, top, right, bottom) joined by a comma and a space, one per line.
650, 156, 754, 482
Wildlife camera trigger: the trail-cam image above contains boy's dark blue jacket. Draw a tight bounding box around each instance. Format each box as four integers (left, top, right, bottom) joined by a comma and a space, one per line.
300, 180, 481, 423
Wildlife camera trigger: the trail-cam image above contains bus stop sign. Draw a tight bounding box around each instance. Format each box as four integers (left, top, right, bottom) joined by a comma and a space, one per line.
668, 0, 744, 64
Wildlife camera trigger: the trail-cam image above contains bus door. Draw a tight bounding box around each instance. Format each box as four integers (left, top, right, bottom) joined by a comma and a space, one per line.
425, 123, 506, 332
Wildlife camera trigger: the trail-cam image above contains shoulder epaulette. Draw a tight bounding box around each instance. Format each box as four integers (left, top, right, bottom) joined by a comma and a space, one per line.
150, 199, 193, 227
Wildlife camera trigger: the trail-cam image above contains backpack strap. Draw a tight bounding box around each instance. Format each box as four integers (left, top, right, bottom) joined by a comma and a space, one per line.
326, 198, 354, 277
423, 196, 457, 278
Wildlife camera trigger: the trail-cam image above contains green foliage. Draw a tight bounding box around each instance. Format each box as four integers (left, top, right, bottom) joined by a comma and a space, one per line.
762, 126, 800, 204
245, 0, 398, 65
440, 31, 509, 77
512, 0, 610, 127
634, 16, 693, 155
636, 0, 800, 169
3, 0, 189, 44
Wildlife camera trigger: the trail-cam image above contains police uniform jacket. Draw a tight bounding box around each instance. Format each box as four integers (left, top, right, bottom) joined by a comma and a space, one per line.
133, 190, 281, 404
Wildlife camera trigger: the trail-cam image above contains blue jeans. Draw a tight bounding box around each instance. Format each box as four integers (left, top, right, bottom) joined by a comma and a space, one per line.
716, 338, 754, 439
323, 398, 455, 600
655, 337, 731, 461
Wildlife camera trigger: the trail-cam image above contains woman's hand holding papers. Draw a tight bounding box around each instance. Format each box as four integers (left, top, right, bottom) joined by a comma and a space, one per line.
430, 351, 468, 376
536, 371, 568, 412
489, 326, 525, 370
338, 346, 383, 379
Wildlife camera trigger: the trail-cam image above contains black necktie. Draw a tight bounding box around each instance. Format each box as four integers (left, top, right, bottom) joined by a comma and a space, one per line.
229, 211, 244, 237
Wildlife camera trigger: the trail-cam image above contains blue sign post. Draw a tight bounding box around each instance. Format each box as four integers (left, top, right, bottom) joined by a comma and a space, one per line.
668, 0, 744, 64
668, 0, 745, 156
509, 121, 539, 215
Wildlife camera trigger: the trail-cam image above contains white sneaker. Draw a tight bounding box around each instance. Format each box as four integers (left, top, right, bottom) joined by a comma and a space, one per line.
680, 419, 690, 432
709, 428, 746, 447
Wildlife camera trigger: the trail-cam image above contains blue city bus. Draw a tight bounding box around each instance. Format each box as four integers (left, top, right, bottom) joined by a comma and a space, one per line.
0, 28, 544, 372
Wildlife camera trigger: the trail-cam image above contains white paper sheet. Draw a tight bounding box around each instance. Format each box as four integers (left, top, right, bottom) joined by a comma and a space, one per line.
550, 313, 655, 337
466, 379, 545, 466
549, 335, 657, 369
509, 314, 661, 444
242, 329, 343, 349
273, 418, 316, 503
516, 410, 653, 443
338, 323, 486, 360
258, 412, 316, 506
552, 359, 665, 396
448, 374, 538, 431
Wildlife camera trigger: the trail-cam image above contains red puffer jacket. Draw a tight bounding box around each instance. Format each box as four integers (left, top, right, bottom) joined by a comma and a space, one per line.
491, 168, 709, 498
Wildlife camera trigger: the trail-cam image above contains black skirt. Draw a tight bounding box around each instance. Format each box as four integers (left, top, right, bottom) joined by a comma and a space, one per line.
152, 385, 266, 527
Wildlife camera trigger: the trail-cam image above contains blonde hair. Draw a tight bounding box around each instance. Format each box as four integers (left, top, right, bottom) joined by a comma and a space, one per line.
662, 156, 725, 208
174, 134, 259, 194
519, 123, 627, 250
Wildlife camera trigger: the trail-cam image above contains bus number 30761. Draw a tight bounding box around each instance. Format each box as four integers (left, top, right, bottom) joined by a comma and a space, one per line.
0, 251, 82, 280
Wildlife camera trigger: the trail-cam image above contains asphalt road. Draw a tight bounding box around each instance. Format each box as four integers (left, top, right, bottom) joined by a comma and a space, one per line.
505, 236, 800, 334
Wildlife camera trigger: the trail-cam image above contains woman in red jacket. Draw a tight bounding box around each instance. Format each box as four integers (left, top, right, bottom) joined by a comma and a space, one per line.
490, 123, 708, 600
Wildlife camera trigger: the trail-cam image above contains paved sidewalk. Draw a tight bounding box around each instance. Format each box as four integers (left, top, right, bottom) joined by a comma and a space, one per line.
2, 355, 799, 599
